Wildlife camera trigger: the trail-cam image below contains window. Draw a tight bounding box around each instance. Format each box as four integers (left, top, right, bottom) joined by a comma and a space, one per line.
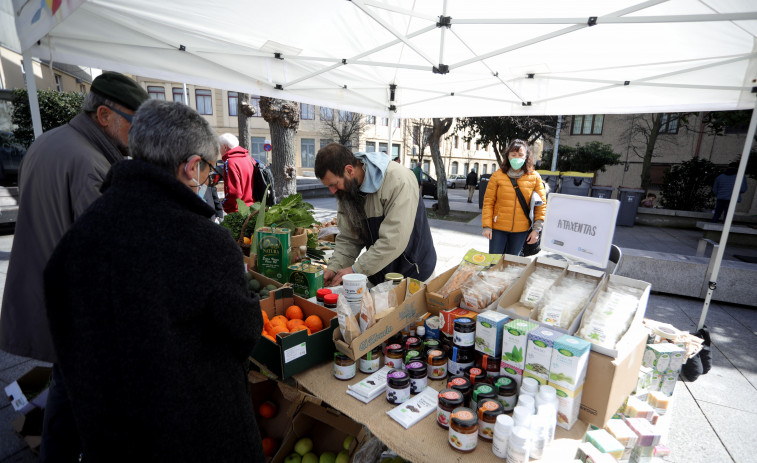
393, 119, 400, 128
392, 144, 400, 160
473, 162, 479, 173
338, 110, 353, 122
250, 137, 267, 163
226, 91, 238, 116
379, 142, 388, 154
475, 140, 480, 151
380, 117, 389, 126
148, 86, 166, 100
320, 139, 333, 149
173, 87, 185, 103
571, 114, 604, 135
451, 161, 459, 175
483, 164, 488, 175
455, 136, 459, 148
301, 138, 316, 168
366, 115, 376, 124
464, 163, 469, 173
365, 141, 376, 152
423, 160, 430, 174
320, 107, 333, 121
196, 89, 213, 115
491, 163, 496, 173
55, 75, 62, 92
250, 96, 262, 117
649, 164, 672, 185
659, 113, 679, 134
466, 140, 471, 150
79, 84, 85, 94
301, 103, 315, 120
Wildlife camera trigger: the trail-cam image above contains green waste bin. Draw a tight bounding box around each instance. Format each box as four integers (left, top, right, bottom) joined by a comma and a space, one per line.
617, 187, 645, 226
590, 185, 614, 199
559, 171, 593, 196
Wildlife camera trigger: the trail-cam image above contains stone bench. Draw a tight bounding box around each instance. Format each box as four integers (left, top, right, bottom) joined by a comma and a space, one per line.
695, 221, 757, 256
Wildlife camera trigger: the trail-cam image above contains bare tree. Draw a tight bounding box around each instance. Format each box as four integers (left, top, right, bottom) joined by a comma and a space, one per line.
429, 118, 454, 215
410, 118, 433, 166
260, 97, 300, 199
619, 113, 685, 191
320, 110, 366, 148
236, 92, 255, 150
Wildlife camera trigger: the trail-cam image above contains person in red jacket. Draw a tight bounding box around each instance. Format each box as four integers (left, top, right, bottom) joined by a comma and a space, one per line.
219, 133, 255, 213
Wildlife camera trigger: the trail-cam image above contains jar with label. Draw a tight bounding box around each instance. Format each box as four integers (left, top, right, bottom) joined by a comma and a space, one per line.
440, 332, 453, 352
385, 343, 405, 370
316, 288, 332, 304
423, 338, 441, 354
437, 388, 464, 429
386, 369, 411, 404
406, 361, 427, 394
471, 383, 497, 411
404, 349, 422, 364
405, 336, 423, 352
448, 407, 478, 453
477, 399, 504, 441
453, 317, 476, 347
446, 376, 473, 407
333, 352, 356, 380
447, 346, 475, 376
385, 272, 404, 285
491, 375, 518, 412
427, 349, 447, 380
475, 353, 501, 377
359, 345, 383, 374
324, 293, 339, 309
463, 366, 488, 385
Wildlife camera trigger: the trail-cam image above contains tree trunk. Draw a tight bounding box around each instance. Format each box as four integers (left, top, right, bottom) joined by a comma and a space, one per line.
641, 113, 663, 191
430, 118, 453, 216
237, 92, 250, 150
260, 97, 300, 200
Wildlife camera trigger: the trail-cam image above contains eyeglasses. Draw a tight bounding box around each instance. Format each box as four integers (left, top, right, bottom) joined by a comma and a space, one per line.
204, 160, 223, 187
106, 106, 134, 123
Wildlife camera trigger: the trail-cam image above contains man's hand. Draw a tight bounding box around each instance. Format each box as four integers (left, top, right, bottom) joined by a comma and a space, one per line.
323, 269, 336, 287
526, 229, 540, 244
329, 266, 355, 287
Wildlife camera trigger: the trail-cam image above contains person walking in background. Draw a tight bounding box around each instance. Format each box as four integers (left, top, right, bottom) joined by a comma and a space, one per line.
482, 139, 546, 255
641, 193, 657, 208
711, 161, 748, 223
466, 168, 478, 203
44, 100, 265, 462
0, 71, 148, 462
219, 133, 255, 213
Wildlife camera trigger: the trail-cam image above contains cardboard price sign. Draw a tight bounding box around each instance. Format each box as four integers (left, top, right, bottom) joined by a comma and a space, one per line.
541, 193, 619, 268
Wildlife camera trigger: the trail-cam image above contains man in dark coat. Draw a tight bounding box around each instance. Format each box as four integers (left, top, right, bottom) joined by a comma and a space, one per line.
0, 71, 148, 462
44, 100, 265, 462
466, 169, 478, 203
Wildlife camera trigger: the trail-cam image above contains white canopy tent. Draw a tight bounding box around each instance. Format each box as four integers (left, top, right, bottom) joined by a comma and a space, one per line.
11, 0, 757, 326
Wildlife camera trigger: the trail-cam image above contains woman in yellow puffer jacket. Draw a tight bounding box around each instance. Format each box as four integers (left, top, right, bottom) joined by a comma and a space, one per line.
482, 139, 547, 255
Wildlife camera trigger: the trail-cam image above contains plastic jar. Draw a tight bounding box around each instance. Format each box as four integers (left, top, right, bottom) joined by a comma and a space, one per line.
437, 388, 464, 429
520, 377, 539, 398
384, 343, 405, 370
405, 336, 423, 351
453, 317, 476, 347
316, 288, 332, 304
463, 366, 488, 385
448, 407, 478, 453
324, 293, 339, 309
446, 376, 473, 407
404, 349, 423, 364
477, 399, 504, 441
471, 383, 497, 411
447, 346, 475, 376
407, 361, 428, 394
491, 375, 518, 412
385, 272, 404, 285
475, 353, 501, 377
492, 414, 514, 458
427, 349, 448, 380
506, 426, 532, 463
512, 405, 533, 428
535, 385, 559, 411
517, 394, 535, 414
333, 352, 356, 380
386, 369, 410, 404
359, 345, 383, 374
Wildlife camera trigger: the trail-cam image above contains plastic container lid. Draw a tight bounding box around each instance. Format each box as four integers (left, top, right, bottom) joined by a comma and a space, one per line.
386, 343, 405, 354
510, 426, 533, 447
407, 361, 427, 378
477, 399, 504, 419
454, 317, 475, 332
464, 366, 487, 384
323, 293, 339, 305
450, 407, 478, 428
492, 376, 517, 394
405, 336, 422, 350
472, 383, 496, 403
316, 288, 332, 298
447, 376, 473, 394
438, 389, 464, 407
536, 386, 558, 408
512, 405, 533, 427
518, 394, 535, 412
416, 326, 426, 337
427, 349, 446, 363
494, 414, 514, 436
521, 377, 539, 394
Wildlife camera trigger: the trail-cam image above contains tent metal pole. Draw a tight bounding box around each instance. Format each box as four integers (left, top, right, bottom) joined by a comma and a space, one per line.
698, 96, 757, 331
22, 51, 43, 139
552, 115, 562, 172
439, 0, 448, 66
182, 83, 189, 105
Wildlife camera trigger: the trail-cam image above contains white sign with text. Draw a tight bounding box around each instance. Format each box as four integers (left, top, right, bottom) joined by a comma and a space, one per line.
541, 193, 620, 268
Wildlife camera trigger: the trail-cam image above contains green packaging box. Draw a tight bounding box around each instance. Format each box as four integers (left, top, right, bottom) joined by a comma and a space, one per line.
500, 318, 539, 371
256, 227, 291, 283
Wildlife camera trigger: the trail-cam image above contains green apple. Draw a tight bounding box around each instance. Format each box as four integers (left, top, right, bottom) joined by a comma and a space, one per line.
342, 435, 354, 451
335, 450, 349, 463
284, 454, 302, 463
294, 437, 314, 456
302, 453, 319, 463
319, 451, 336, 463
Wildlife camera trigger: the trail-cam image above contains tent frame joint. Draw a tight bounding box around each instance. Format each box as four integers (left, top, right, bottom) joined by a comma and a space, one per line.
588, 16, 598, 26
179, 44, 186, 51
388, 104, 397, 112
275, 84, 283, 90
522, 101, 532, 106
433, 64, 449, 75
437, 15, 452, 28
274, 53, 283, 60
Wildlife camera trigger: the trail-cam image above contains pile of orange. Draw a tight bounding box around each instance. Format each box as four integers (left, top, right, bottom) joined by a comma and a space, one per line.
261, 305, 324, 342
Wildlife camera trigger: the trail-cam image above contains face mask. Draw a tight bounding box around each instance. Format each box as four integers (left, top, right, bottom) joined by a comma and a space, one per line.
509, 157, 525, 170
189, 162, 208, 202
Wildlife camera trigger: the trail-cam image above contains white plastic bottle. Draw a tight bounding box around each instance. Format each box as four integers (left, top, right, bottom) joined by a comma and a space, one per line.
528, 414, 548, 460
537, 403, 557, 445
491, 414, 514, 459
517, 394, 535, 413
512, 405, 533, 427
520, 377, 539, 399
535, 385, 559, 410
506, 425, 532, 463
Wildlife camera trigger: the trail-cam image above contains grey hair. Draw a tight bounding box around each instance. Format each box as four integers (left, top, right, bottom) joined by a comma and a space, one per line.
219, 132, 239, 149
129, 100, 219, 174
82, 90, 117, 113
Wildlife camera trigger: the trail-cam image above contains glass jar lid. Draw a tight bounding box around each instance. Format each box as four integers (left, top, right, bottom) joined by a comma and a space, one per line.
450, 407, 478, 427
438, 388, 464, 407
492, 376, 517, 394
387, 369, 409, 386
477, 399, 504, 419
386, 343, 404, 354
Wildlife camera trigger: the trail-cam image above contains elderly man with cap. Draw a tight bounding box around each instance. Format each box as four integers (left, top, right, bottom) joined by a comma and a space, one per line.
0, 71, 148, 462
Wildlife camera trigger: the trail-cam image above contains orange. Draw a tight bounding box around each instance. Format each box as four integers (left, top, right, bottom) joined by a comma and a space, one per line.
291, 325, 311, 335
304, 315, 323, 333
270, 315, 289, 327
262, 437, 277, 456
262, 333, 275, 342
285, 305, 304, 320
264, 322, 276, 333
243, 236, 252, 245
259, 400, 277, 419
269, 325, 289, 337
261, 310, 270, 325
286, 319, 305, 331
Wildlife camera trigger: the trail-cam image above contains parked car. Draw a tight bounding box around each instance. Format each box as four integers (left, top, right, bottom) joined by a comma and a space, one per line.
421, 172, 437, 199
446, 174, 467, 189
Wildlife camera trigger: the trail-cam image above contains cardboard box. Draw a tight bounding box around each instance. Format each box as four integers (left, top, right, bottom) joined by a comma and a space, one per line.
499, 362, 523, 388
501, 318, 539, 371
248, 270, 285, 301
4, 366, 52, 413
474, 310, 509, 357
334, 280, 428, 361
496, 257, 568, 322
524, 326, 562, 382
579, 326, 649, 428
552, 382, 584, 430
641, 343, 685, 375
425, 250, 506, 313
440, 307, 479, 336
251, 287, 338, 379
549, 335, 591, 391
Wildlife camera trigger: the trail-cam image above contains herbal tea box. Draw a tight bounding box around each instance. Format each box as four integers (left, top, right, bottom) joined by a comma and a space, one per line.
475, 310, 509, 357
500, 319, 539, 371
550, 382, 583, 430
642, 343, 685, 375
524, 327, 562, 382
549, 335, 591, 391
256, 227, 291, 282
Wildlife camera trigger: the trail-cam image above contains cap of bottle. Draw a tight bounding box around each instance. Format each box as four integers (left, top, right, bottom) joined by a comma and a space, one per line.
416, 326, 426, 337
494, 414, 514, 436
509, 426, 533, 448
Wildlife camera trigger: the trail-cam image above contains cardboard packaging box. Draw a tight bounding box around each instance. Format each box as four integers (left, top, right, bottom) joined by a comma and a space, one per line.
551, 382, 584, 430
440, 307, 479, 336
251, 287, 338, 379
474, 310, 510, 357
549, 335, 591, 391
524, 326, 563, 383
247, 270, 285, 301
424, 250, 505, 313
334, 280, 428, 360
501, 318, 539, 371
496, 257, 568, 324
641, 343, 685, 375
4, 366, 52, 413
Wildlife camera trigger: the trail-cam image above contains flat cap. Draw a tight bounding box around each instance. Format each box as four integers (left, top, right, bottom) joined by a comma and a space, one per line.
90, 71, 149, 111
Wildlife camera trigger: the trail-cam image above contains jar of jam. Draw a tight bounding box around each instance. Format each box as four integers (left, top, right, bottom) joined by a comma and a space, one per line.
405, 336, 423, 351
423, 338, 441, 354
476, 353, 501, 377
316, 288, 332, 304
447, 376, 473, 407
427, 349, 447, 380
448, 407, 478, 453
463, 366, 488, 385
447, 346, 475, 376
471, 383, 497, 411
453, 317, 476, 347
477, 399, 504, 441
333, 352, 356, 380
386, 332, 405, 347
359, 345, 383, 374
440, 332, 453, 353
404, 349, 423, 364
324, 293, 339, 309
386, 369, 410, 404
406, 361, 427, 394
491, 375, 518, 412
384, 343, 405, 370
437, 388, 464, 429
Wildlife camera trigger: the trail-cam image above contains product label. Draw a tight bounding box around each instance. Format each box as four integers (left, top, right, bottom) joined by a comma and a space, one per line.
437, 408, 452, 427
387, 385, 410, 404
385, 358, 404, 370
454, 331, 475, 347
506, 445, 529, 463
541, 306, 563, 327
334, 362, 356, 380
448, 377, 467, 387
492, 435, 509, 458
448, 359, 474, 376
359, 357, 380, 373
410, 377, 427, 394
479, 422, 495, 440
498, 394, 517, 411
449, 427, 478, 451
428, 363, 447, 379
283, 342, 307, 363
388, 370, 407, 379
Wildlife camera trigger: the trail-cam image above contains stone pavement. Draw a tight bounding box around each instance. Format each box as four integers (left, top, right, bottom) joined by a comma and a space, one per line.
0, 189, 755, 462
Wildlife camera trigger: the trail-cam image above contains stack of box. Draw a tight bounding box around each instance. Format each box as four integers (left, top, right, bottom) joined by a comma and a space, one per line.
623, 396, 655, 421
604, 418, 638, 460
548, 335, 591, 430
499, 319, 539, 388
523, 327, 562, 386
474, 310, 509, 357
625, 417, 662, 463
641, 343, 685, 397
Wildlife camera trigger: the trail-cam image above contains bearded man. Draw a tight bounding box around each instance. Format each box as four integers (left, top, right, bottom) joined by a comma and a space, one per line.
314, 143, 436, 286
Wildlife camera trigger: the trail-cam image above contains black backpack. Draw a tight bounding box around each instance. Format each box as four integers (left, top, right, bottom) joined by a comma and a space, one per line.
252, 159, 276, 206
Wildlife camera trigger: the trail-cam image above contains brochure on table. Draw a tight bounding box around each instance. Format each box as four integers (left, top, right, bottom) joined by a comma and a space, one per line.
541, 193, 620, 268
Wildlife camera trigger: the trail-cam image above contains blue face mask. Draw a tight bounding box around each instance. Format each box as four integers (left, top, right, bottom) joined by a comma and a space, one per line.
509, 157, 525, 170
189, 163, 208, 202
